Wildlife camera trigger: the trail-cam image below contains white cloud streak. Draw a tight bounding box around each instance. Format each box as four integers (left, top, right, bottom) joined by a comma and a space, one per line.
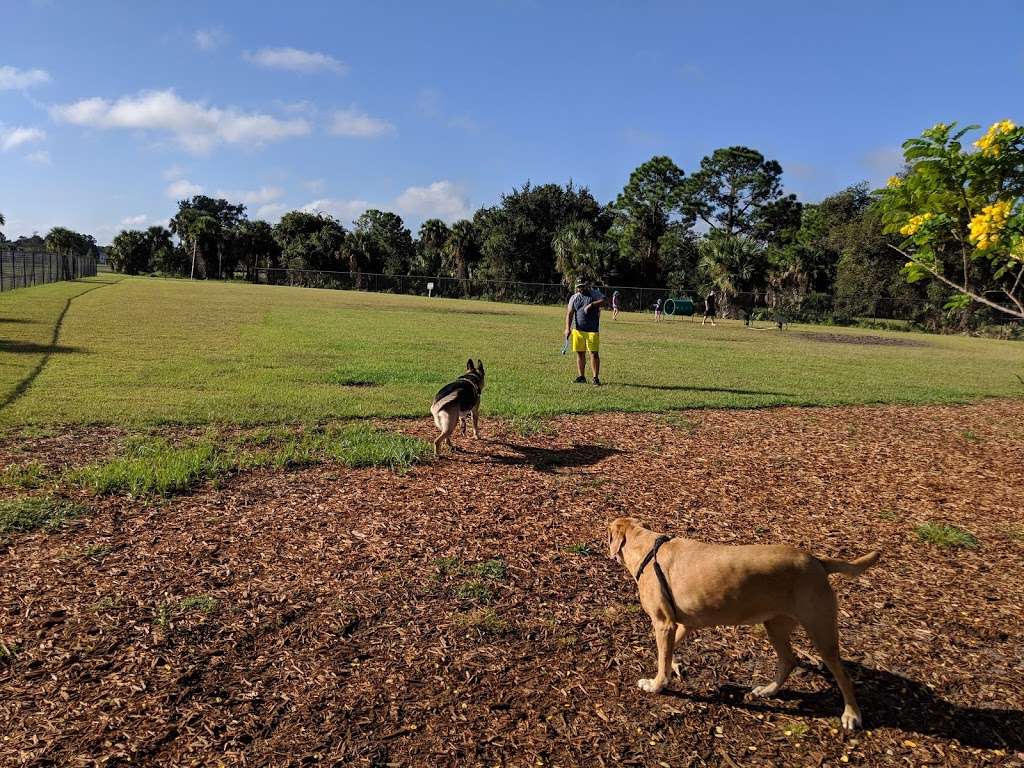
50, 89, 310, 154
166, 179, 204, 199
242, 47, 347, 75
193, 28, 227, 51
215, 186, 283, 205
26, 150, 52, 165
329, 107, 395, 138
300, 180, 471, 226
393, 181, 471, 223
0, 65, 51, 90
1, 126, 46, 151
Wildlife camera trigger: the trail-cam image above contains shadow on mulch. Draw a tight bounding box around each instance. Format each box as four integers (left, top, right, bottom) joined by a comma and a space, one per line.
619, 383, 794, 397
492, 441, 620, 472
671, 661, 1023, 751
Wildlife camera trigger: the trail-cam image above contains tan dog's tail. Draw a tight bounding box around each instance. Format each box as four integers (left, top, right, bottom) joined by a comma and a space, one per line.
816, 550, 880, 578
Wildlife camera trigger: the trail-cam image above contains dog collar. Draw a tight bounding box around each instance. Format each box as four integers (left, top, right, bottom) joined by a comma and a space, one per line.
458, 374, 480, 395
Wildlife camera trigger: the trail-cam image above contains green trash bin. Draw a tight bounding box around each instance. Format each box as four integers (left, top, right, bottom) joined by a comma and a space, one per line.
664, 297, 695, 318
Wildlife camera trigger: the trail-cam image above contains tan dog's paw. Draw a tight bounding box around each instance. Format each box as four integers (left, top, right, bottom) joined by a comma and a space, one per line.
671, 662, 682, 679
750, 683, 780, 698
636, 678, 664, 693
841, 706, 862, 731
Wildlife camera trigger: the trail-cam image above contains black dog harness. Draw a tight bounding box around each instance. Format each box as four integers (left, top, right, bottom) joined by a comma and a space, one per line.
634, 535, 680, 621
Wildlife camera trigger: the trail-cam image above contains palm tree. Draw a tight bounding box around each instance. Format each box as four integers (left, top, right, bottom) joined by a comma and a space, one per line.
698, 233, 766, 316
553, 219, 605, 286
442, 220, 478, 283
175, 212, 218, 280
417, 218, 450, 275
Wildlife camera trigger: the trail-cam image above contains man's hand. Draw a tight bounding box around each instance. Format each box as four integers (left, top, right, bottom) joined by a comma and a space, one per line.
564, 328, 571, 339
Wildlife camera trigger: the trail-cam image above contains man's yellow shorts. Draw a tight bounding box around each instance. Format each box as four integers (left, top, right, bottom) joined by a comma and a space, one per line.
571, 330, 600, 352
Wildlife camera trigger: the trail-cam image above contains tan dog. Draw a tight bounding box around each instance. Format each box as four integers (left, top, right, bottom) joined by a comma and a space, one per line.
608, 517, 879, 730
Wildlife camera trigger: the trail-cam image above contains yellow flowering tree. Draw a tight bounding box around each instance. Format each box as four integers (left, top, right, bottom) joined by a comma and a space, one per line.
878, 121, 1024, 320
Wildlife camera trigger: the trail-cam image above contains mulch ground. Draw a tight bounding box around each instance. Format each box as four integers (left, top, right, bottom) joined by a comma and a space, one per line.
2, 401, 1023, 767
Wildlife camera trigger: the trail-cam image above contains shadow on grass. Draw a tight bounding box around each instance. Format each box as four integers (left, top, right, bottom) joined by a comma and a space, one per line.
0, 281, 114, 413
668, 660, 1022, 750
492, 442, 620, 472
618, 383, 795, 397
0, 340, 85, 355
0, 317, 37, 325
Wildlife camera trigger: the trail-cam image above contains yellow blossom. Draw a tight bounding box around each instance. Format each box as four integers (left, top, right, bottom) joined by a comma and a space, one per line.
969, 200, 1012, 250
900, 213, 934, 236
973, 119, 1017, 157
887, 176, 903, 189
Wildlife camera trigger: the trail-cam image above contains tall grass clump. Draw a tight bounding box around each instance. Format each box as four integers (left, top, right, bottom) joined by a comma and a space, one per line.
0, 496, 86, 535
916, 522, 979, 549
72, 438, 227, 496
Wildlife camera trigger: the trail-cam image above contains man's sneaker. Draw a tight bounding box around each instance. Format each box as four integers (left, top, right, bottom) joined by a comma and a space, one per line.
573, 375, 587, 384
592, 377, 602, 386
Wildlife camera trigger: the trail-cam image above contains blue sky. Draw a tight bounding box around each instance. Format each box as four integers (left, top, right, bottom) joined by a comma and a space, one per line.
2, 0, 1022, 243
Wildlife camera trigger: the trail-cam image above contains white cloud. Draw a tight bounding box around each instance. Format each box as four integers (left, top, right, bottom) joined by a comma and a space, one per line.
166, 179, 204, 199
304, 178, 326, 193
243, 47, 347, 75
255, 203, 288, 222
215, 186, 283, 205
26, 149, 51, 165
193, 28, 227, 51
329, 107, 395, 139
0, 65, 51, 90
121, 214, 148, 227
394, 180, 471, 223
162, 164, 187, 180
50, 89, 310, 154
301, 198, 369, 223
300, 179, 471, 226
1, 126, 46, 151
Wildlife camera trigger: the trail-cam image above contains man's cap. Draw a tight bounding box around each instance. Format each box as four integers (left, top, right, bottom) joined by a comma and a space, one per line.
574, 277, 588, 289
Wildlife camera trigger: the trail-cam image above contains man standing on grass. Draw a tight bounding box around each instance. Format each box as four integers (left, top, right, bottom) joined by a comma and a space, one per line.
564, 277, 606, 385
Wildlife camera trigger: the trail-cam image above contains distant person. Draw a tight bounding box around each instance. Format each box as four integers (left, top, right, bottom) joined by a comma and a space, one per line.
653, 298, 663, 322
703, 290, 718, 326
611, 290, 621, 320
564, 277, 606, 385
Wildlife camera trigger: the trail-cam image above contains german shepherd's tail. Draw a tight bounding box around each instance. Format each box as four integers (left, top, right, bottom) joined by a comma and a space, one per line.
431, 391, 461, 430
816, 551, 880, 578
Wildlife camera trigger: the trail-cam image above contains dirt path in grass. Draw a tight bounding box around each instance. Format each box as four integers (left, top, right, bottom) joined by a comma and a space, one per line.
1, 401, 1023, 767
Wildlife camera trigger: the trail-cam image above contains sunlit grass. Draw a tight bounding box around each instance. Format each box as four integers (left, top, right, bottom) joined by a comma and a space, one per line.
1, 276, 1021, 426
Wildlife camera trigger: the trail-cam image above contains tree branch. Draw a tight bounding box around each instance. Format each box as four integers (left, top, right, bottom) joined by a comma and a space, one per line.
887, 244, 1024, 320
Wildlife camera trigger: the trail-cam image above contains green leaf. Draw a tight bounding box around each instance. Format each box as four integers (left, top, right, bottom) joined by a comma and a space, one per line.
943, 293, 972, 311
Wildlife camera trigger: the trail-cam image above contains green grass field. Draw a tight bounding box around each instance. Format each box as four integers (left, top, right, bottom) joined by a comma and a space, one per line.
0, 275, 1021, 426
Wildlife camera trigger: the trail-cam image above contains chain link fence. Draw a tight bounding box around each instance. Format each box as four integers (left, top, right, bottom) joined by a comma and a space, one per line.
0, 249, 98, 292
250, 267, 956, 325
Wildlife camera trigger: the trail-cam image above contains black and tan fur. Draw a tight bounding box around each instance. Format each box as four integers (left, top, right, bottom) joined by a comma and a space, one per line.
430, 359, 485, 455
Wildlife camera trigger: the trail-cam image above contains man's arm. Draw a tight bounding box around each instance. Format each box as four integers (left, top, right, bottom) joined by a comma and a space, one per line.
564, 303, 574, 337
586, 293, 607, 311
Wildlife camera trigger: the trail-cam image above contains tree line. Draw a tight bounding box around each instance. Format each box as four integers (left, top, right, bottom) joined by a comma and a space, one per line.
105, 145, 931, 323
9, 119, 1019, 332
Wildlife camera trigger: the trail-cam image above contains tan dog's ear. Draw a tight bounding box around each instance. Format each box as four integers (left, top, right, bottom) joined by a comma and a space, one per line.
466, 359, 476, 372
476, 360, 484, 374
608, 517, 629, 561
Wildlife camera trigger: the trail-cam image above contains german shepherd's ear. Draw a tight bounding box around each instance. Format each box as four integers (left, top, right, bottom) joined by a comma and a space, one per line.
466, 359, 476, 372
476, 360, 484, 374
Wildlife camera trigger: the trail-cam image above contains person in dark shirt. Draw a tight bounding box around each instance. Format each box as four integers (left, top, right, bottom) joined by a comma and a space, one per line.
564, 277, 606, 385
703, 290, 718, 326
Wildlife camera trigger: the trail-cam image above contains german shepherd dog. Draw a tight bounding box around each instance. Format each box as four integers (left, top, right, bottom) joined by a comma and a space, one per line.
431, 359, 485, 455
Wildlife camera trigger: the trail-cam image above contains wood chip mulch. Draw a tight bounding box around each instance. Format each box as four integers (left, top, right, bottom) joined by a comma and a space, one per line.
1, 400, 1023, 767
